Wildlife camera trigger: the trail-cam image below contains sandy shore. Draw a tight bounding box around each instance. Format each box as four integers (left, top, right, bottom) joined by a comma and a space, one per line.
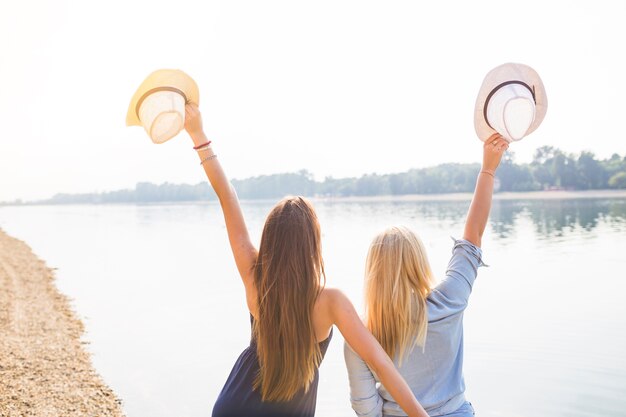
0, 229, 124, 417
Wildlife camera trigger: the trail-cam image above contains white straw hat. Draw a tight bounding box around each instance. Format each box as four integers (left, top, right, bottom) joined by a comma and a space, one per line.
474, 63, 547, 142
126, 69, 199, 144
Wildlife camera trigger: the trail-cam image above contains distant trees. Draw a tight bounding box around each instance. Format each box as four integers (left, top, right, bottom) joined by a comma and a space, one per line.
497, 152, 538, 191
46, 182, 214, 204
24, 147, 626, 205
605, 153, 626, 189
527, 147, 626, 190
232, 170, 316, 199
609, 172, 626, 189
317, 163, 481, 197
482, 147, 626, 192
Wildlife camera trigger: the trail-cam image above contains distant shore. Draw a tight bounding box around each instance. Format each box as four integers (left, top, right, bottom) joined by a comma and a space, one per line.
310, 189, 626, 203
1, 189, 626, 207
0, 229, 124, 417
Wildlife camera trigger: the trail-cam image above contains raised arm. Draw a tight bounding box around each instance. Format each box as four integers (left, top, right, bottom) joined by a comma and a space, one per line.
463, 133, 508, 247
328, 289, 428, 417
184, 104, 258, 294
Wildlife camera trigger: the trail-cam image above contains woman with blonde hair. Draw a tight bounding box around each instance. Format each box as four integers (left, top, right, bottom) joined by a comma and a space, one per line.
182, 104, 428, 417
345, 134, 509, 417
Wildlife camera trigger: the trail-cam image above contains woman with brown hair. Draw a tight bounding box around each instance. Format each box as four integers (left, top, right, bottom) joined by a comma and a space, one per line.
183, 104, 428, 417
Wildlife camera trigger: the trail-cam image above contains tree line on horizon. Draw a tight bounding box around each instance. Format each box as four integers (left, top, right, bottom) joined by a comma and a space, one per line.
6, 146, 626, 205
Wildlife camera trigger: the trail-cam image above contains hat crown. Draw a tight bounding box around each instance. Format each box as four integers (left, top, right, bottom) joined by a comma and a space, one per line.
138, 90, 185, 144
486, 83, 536, 142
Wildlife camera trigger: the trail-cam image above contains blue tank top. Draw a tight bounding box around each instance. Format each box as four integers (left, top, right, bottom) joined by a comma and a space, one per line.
212, 315, 333, 417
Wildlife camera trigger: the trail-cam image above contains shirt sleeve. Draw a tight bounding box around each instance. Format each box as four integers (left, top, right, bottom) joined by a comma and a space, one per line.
343, 341, 384, 417
429, 237, 485, 320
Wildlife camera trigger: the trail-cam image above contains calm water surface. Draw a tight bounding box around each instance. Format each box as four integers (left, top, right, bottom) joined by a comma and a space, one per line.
1, 197, 625, 417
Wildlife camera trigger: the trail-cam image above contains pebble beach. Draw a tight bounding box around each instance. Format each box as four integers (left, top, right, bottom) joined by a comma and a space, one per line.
0, 228, 124, 417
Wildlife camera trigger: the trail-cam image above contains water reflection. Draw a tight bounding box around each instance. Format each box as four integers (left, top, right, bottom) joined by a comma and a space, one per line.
319, 198, 626, 240
489, 199, 626, 238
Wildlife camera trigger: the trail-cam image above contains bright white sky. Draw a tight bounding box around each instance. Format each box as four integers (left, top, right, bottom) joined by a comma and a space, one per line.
1, 0, 624, 201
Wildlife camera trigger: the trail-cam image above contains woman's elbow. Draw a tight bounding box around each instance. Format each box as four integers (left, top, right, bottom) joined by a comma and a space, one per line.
351, 397, 383, 417
365, 353, 393, 379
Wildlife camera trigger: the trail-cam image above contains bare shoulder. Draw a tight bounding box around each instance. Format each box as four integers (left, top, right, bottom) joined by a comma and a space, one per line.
318, 287, 358, 324
314, 287, 345, 322
319, 289, 376, 361
319, 287, 351, 309
314, 287, 334, 318
311, 287, 345, 341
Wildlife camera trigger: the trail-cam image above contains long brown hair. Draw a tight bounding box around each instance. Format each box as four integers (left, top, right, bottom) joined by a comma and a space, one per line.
252, 196, 326, 401
365, 226, 435, 364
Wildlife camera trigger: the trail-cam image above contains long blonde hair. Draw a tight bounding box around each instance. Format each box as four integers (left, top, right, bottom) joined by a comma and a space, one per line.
364, 226, 435, 364
252, 196, 325, 402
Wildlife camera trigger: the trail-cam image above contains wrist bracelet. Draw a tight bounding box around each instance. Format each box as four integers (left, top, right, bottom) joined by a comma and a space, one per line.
193, 141, 212, 150
196, 144, 213, 152
200, 154, 218, 165
480, 170, 495, 178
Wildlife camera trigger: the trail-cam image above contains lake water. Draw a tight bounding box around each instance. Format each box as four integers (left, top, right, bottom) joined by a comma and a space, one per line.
1, 197, 625, 417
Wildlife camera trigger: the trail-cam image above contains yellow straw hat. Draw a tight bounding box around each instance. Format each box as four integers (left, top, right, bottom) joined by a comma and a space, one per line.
126, 69, 199, 143
474, 63, 547, 142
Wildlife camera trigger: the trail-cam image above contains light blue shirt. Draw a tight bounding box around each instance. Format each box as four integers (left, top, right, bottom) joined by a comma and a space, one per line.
344, 238, 484, 417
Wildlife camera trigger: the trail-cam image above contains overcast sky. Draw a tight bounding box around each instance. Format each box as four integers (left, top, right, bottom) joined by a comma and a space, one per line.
1, 0, 624, 201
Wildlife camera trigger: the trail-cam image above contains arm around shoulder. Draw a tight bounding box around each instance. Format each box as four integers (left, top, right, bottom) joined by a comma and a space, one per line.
328, 289, 428, 417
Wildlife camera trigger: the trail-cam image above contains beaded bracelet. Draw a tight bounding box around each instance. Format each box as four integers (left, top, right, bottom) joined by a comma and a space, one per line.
200, 154, 218, 165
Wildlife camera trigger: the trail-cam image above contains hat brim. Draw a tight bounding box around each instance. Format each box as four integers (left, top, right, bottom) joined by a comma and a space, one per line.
126, 69, 199, 126
474, 63, 547, 142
